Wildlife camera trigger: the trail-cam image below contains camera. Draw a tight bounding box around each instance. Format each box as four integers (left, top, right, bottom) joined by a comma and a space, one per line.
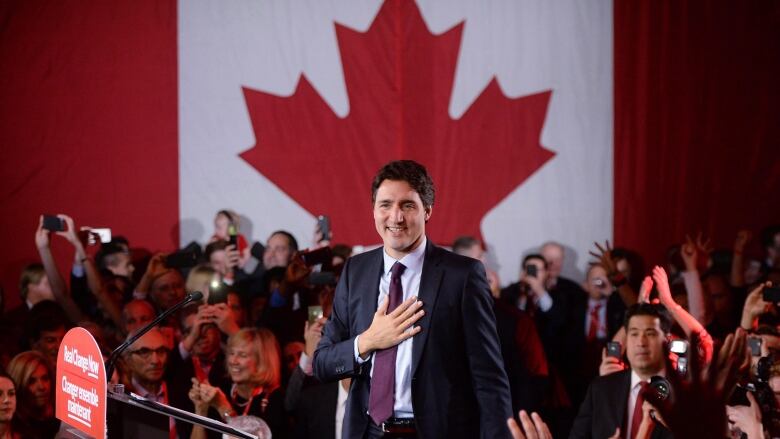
300, 246, 333, 268
525, 264, 537, 278
607, 341, 622, 358
648, 375, 672, 402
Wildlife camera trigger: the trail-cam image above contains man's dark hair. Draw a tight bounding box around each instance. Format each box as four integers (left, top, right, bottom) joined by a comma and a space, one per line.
624, 303, 673, 334
371, 160, 435, 209
452, 236, 481, 254
25, 300, 70, 344
205, 240, 230, 261
522, 253, 548, 269
270, 230, 299, 253
96, 242, 128, 270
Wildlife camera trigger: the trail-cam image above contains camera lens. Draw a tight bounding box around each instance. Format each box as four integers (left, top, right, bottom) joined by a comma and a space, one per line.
649, 375, 672, 401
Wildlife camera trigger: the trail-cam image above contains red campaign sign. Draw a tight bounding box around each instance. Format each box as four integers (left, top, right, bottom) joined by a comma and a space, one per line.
56, 327, 107, 439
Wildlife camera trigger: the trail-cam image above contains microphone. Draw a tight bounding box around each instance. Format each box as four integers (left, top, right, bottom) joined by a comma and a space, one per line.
105, 291, 204, 384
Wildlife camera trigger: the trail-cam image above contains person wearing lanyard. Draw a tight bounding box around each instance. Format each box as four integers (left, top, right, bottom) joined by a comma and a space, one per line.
188, 328, 288, 439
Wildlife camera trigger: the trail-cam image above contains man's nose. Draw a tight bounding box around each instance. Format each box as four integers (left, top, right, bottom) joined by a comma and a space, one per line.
390, 206, 404, 222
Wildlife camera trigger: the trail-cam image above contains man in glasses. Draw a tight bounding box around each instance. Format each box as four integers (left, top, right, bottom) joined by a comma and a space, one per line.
123, 328, 171, 403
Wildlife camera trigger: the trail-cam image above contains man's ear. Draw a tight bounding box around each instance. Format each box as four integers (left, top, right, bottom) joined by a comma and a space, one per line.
424, 206, 433, 223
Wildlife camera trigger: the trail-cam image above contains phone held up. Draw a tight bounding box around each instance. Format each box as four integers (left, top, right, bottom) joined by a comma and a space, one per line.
42, 215, 65, 232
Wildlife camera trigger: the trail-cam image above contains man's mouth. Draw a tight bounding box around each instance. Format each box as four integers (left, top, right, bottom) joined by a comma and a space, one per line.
387, 226, 405, 233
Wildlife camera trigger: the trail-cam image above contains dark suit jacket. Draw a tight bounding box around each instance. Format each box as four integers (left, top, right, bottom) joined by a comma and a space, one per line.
285, 366, 339, 439
313, 241, 512, 439
569, 370, 672, 439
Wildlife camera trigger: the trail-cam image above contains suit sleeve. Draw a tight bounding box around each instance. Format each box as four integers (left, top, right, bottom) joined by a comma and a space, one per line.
313, 257, 363, 382
568, 381, 594, 439
462, 260, 514, 439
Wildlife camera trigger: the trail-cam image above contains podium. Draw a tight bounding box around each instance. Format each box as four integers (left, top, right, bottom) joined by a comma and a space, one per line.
56, 327, 257, 439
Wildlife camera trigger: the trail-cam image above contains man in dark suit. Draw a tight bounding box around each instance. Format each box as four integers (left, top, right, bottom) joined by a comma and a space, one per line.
569, 303, 673, 439
313, 160, 512, 439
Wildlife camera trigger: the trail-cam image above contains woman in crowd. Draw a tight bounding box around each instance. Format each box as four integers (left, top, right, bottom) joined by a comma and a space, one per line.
6, 351, 58, 439
0, 370, 20, 439
188, 328, 287, 438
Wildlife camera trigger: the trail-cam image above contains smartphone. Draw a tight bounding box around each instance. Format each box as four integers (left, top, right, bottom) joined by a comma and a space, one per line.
525, 264, 538, 278
763, 286, 780, 303
207, 282, 228, 305
165, 250, 199, 269
308, 305, 323, 325
748, 337, 763, 356
90, 228, 112, 244
228, 224, 238, 247
301, 246, 332, 267
42, 215, 65, 231
670, 339, 688, 355
317, 215, 331, 242
607, 341, 622, 358
676, 356, 688, 375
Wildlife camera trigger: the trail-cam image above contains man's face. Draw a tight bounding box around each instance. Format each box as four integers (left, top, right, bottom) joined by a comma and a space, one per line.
227, 292, 246, 328
626, 315, 666, 376
523, 257, 548, 283
585, 265, 612, 300
27, 363, 51, 409
283, 341, 304, 373
126, 331, 168, 384
123, 300, 156, 334
149, 271, 186, 311
263, 233, 293, 269
33, 326, 66, 365
27, 275, 54, 304
183, 314, 221, 359
541, 244, 564, 279
373, 179, 431, 260
456, 243, 484, 262
208, 250, 229, 277
109, 253, 135, 278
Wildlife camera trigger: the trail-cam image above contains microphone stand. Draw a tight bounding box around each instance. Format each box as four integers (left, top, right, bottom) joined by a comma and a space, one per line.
105, 291, 203, 382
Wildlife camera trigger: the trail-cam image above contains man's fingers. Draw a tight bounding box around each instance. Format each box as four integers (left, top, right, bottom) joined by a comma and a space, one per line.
394, 300, 424, 323
397, 325, 422, 343
594, 242, 606, 254
530, 412, 552, 439
399, 309, 425, 331
518, 410, 538, 439
388, 296, 419, 318
506, 417, 525, 439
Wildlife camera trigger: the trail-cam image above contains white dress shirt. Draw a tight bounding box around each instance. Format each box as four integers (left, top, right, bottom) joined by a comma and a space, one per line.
353, 237, 426, 419
335, 380, 349, 439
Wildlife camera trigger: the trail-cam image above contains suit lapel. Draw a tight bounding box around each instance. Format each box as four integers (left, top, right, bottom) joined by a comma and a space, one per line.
612, 370, 632, 427
411, 241, 443, 377
357, 248, 384, 333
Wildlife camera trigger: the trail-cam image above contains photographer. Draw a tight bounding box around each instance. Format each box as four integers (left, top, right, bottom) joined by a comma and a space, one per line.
570, 303, 673, 439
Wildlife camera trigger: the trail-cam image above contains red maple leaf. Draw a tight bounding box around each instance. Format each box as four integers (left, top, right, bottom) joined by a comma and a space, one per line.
240, 0, 554, 245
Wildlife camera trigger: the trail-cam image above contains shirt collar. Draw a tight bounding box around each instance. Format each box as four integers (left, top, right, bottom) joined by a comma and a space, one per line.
587, 297, 608, 308
382, 237, 426, 276
132, 377, 166, 400
630, 368, 666, 390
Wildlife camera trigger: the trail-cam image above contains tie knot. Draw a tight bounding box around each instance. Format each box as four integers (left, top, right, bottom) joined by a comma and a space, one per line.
391, 261, 406, 279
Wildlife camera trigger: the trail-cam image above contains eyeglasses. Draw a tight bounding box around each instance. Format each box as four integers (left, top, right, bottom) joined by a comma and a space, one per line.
129, 347, 170, 359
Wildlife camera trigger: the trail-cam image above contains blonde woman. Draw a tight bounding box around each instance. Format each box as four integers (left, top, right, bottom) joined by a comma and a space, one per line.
189, 328, 287, 438
6, 351, 58, 439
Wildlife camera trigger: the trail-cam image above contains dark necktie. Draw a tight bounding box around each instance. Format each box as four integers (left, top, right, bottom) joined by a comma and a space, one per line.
369, 261, 407, 425
630, 381, 649, 439
587, 303, 602, 341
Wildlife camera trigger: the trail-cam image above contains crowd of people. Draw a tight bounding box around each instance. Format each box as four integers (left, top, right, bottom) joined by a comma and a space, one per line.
0, 206, 778, 438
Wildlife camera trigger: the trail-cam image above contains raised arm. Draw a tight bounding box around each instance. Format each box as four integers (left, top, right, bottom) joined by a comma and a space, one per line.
731, 230, 751, 288
653, 266, 713, 364
35, 215, 83, 323
590, 241, 638, 306
680, 236, 707, 323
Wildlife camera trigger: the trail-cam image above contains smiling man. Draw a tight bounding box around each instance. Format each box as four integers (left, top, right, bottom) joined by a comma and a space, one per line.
313, 160, 512, 439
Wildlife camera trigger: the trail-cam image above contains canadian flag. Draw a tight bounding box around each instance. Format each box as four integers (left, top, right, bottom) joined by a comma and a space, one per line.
8, 1, 774, 311
178, 0, 612, 285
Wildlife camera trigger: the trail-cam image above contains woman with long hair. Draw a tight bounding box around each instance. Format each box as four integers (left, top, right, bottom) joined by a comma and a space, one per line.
6, 351, 58, 439
189, 328, 287, 438
0, 370, 21, 439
